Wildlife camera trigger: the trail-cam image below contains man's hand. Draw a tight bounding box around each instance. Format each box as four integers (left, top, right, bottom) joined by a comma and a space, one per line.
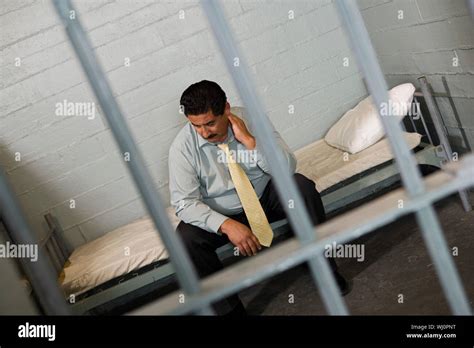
228, 114, 256, 150
219, 218, 262, 256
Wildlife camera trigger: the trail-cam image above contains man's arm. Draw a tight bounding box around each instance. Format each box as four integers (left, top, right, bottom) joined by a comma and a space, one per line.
169, 146, 228, 234
228, 113, 297, 175
169, 145, 262, 255
252, 129, 297, 175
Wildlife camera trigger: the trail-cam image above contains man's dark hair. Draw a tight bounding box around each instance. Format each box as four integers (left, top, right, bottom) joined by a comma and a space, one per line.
180, 80, 227, 117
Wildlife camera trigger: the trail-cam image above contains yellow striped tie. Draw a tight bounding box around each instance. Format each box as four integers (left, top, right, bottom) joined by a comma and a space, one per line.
218, 143, 273, 247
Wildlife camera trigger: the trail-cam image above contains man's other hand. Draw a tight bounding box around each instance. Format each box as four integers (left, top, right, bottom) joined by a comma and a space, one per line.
219, 218, 262, 256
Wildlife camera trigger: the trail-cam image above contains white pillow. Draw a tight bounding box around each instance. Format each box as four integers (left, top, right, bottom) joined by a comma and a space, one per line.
324, 83, 415, 154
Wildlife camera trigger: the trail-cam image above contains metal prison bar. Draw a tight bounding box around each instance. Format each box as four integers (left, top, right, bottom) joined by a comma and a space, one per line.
0, 168, 70, 315
3, 0, 467, 316
201, 0, 348, 314
51, 0, 214, 316
418, 77, 472, 212
335, 0, 470, 315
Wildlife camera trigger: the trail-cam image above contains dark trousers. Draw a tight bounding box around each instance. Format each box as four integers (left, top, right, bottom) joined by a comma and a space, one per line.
176, 173, 336, 315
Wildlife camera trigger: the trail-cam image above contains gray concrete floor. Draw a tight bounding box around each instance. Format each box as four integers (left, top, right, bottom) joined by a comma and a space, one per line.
238, 191, 474, 315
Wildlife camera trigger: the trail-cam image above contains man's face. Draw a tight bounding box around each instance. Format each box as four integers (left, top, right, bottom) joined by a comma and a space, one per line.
187, 103, 230, 143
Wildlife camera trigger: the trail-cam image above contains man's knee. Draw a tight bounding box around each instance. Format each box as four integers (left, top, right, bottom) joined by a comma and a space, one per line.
293, 173, 326, 224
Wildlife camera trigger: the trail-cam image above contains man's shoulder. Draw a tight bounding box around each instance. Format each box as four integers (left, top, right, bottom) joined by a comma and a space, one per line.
170, 122, 194, 153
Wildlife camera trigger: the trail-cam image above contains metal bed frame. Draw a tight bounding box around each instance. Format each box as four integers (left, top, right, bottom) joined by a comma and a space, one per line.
0, 0, 472, 316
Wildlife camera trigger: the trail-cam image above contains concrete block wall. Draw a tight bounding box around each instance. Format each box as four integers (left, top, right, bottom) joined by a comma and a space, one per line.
360, 0, 474, 153
0, 0, 367, 248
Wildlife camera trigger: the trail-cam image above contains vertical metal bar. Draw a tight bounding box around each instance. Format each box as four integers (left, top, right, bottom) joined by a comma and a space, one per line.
50, 235, 67, 268
413, 96, 434, 145
418, 107, 434, 146
335, 0, 471, 315
51, 0, 213, 315
0, 168, 70, 315
418, 77, 471, 212
45, 214, 72, 260
201, 0, 348, 315
45, 242, 62, 273
469, 0, 474, 18
408, 101, 419, 133
415, 206, 472, 314
51, 233, 68, 266
400, 118, 407, 132
419, 78, 454, 156
335, 1, 424, 196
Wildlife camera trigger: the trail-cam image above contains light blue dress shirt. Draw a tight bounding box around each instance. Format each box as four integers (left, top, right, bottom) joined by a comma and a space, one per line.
168, 113, 297, 234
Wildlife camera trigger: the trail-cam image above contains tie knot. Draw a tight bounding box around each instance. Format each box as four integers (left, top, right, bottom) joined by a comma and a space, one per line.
218, 143, 235, 163
217, 143, 229, 151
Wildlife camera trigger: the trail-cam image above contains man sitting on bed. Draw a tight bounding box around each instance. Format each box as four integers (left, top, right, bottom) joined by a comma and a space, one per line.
168, 80, 349, 316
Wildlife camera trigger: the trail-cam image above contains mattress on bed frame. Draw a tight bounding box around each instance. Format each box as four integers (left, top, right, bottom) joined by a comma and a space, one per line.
60, 132, 423, 298
294, 131, 422, 192
60, 210, 179, 297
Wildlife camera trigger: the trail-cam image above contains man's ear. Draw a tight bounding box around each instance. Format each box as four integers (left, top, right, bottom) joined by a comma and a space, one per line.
222, 112, 229, 125
223, 101, 231, 116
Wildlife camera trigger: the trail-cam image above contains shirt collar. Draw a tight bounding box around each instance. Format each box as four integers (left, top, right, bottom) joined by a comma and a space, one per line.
196, 124, 235, 148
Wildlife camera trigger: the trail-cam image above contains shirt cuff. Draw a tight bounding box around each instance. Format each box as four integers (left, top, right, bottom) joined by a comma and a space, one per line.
206, 211, 230, 235
254, 144, 269, 172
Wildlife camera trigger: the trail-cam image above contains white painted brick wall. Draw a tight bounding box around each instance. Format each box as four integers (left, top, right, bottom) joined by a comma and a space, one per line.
361, 0, 474, 152
1, 0, 365, 248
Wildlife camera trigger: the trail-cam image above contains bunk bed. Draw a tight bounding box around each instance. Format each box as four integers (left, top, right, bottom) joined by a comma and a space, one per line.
22, 83, 462, 315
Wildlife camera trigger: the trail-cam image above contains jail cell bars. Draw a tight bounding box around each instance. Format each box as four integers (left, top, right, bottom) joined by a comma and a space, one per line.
0, 0, 471, 316
334, 0, 471, 315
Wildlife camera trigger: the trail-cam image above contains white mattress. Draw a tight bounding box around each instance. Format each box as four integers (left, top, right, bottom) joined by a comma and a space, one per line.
60, 208, 180, 296
295, 132, 422, 192
60, 132, 422, 296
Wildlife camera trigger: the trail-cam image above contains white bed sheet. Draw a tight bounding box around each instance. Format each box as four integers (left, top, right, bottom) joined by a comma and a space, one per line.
60, 209, 179, 296
295, 132, 422, 192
